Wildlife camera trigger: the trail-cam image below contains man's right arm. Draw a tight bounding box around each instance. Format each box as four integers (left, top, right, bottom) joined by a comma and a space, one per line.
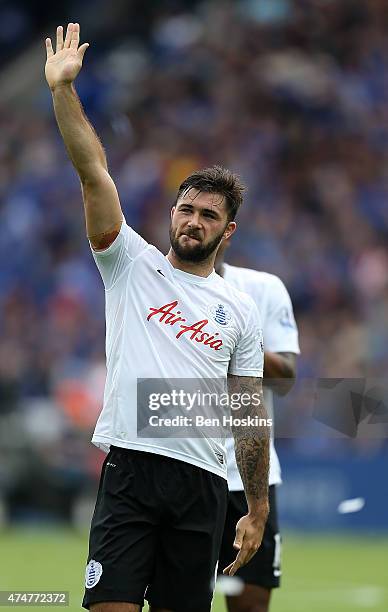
46, 23, 122, 249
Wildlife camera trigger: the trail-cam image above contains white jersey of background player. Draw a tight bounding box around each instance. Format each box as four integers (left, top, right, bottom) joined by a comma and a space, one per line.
216, 249, 299, 612
219, 263, 300, 489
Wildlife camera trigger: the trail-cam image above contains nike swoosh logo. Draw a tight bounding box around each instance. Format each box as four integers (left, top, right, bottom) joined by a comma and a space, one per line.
157, 269, 165, 277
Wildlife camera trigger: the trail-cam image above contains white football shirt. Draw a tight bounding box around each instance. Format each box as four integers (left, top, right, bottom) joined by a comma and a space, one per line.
222, 263, 300, 488
90, 219, 264, 479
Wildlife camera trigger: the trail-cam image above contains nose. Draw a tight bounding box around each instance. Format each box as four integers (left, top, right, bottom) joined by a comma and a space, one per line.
187, 212, 201, 228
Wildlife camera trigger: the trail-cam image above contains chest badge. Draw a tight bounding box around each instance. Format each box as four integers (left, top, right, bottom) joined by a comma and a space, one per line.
208, 303, 232, 327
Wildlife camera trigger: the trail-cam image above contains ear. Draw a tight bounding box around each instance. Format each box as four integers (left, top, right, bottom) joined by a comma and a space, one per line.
170, 206, 176, 221
223, 221, 236, 241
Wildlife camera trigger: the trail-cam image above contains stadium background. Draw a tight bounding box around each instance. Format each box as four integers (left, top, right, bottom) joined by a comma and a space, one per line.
0, 0, 387, 610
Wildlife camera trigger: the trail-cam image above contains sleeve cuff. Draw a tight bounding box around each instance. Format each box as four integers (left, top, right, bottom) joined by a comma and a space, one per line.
228, 368, 263, 377
89, 218, 125, 257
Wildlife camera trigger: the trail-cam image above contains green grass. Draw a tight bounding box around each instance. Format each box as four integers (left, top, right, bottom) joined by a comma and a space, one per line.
0, 529, 387, 611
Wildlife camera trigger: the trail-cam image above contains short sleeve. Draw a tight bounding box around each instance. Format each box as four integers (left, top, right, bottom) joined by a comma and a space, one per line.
229, 302, 264, 377
264, 277, 300, 354
90, 217, 148, 290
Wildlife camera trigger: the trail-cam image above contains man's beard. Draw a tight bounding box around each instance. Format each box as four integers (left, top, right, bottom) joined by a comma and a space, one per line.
169, 225, 226, 263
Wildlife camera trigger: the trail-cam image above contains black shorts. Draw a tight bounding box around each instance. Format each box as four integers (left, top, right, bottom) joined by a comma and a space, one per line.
82, 446, 228, 612
218, 485, 281, 589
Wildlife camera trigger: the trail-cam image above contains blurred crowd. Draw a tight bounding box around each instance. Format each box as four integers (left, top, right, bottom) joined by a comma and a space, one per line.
1, 0, 388, 520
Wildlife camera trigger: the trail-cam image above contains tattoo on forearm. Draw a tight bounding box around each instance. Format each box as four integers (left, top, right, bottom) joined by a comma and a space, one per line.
228, 375, 270, 500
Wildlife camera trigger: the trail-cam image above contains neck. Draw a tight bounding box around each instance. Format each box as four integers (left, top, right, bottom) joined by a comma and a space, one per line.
215, 259, 225, 276
215, 251, 225, 276
166, 248, 215, 277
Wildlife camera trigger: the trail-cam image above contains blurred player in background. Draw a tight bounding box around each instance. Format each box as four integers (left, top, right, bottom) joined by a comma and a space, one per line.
216, 241, 300, 612
45, 23, 270, 612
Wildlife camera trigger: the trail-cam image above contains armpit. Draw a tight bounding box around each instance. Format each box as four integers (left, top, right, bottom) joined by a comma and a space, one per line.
89, 223, 122, 250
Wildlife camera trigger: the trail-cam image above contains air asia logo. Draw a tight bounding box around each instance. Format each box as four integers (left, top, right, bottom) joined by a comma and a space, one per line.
147, 301, 223, 351
208, 303, 232, 327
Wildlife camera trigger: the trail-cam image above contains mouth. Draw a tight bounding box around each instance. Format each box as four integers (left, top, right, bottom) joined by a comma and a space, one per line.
180, 233, 201, 243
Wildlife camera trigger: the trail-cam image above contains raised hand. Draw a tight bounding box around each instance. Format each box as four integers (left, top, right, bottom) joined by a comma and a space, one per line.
45, 23, 89, 91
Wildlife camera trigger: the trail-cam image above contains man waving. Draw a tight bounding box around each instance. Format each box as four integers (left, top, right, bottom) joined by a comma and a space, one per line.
45, 24, 269, 612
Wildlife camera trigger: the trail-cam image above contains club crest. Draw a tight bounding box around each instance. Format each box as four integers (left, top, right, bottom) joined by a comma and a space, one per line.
279, 307, 296, 329
85, 560, 103, 589
208, 303, 232, 327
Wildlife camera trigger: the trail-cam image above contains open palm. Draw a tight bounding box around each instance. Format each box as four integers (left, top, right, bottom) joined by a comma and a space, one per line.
45, 23, 89, 91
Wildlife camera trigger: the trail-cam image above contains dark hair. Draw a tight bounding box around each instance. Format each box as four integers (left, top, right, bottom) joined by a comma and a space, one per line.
176, 165, 245, 221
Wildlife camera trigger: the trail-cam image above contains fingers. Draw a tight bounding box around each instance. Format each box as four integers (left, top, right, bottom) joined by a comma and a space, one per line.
223, 549, 243, 576
223, 539, 260, 576
45, 38, 54, 59
56, 25, 63, 52
238, 541, 259, 569
64, 23, 73, 49
222, 562, 234, 576
78, 43, 89, 61
70, 23, 80, 49
49, 23, 82, 55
